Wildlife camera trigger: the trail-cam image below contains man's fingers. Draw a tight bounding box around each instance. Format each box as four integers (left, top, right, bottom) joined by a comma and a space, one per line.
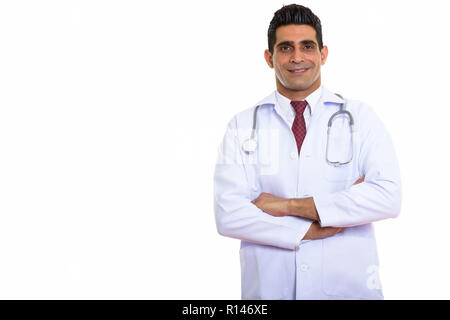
353, 175, 365, 185
304, 223, 345, 240
322, 226, 344, 237
326, 227, 341, 236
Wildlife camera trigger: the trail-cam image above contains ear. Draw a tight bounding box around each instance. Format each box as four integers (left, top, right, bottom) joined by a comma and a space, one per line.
264, 49, 274, 68
320, 45, 329, 65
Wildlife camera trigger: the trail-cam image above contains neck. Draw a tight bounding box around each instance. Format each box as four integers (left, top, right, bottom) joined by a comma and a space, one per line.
276, 76, 321, 101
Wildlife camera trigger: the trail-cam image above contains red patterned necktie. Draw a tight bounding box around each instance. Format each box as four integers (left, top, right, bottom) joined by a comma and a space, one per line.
291, 100, 308, 155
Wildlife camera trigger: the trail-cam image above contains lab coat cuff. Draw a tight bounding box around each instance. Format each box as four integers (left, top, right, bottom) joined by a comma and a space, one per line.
283, 217, 313, 250
297, 220, 313, 249
313, 193, 338, 228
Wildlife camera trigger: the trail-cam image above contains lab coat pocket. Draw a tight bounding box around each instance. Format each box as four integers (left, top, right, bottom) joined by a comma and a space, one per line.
239, 242, 295, 300
322, 162, 359, 183
322, 236, 383, 299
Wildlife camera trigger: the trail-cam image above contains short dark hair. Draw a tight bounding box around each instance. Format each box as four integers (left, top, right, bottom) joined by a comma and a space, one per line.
268, 4, 323, 54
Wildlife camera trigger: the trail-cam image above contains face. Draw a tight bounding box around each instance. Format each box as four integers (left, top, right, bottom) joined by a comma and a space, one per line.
264, 24, 328, 99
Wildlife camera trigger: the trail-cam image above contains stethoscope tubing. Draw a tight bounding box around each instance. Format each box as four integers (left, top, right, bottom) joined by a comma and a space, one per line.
325, 102, 354, 166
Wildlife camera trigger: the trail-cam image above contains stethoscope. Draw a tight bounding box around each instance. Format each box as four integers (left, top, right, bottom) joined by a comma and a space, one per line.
241, 94, 354, 166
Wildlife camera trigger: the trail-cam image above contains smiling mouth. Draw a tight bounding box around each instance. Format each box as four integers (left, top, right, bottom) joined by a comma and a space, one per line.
288, 68, 309, 74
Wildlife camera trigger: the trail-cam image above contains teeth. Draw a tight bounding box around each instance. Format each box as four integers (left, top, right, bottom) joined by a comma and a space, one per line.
291, 69, 305, 72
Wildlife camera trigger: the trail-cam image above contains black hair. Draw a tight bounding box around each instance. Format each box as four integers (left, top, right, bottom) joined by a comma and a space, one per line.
268, 4, 323, 54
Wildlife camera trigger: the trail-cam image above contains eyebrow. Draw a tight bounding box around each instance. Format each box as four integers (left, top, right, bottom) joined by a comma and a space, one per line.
276, 40, 317, 47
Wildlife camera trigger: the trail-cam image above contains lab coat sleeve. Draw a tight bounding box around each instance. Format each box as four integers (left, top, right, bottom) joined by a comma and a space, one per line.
214, 117, 312, 250
313, 104, 402, 228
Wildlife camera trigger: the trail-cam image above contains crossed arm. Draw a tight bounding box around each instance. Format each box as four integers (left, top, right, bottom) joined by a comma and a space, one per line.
215, 106, 401, 248
251, 176, 365, 240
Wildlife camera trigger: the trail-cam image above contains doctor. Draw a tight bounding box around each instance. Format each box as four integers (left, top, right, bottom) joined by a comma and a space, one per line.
214, 4, 401, 300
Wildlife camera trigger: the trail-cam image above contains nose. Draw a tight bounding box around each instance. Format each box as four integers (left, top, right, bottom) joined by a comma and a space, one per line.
290, 47, 305, 64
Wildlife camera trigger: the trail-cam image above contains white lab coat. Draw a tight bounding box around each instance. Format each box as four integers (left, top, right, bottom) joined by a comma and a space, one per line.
213, 86, 401, 300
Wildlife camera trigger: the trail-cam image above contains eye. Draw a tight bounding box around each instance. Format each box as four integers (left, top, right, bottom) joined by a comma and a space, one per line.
303, 44, 316, 50
279, 46, 292, 52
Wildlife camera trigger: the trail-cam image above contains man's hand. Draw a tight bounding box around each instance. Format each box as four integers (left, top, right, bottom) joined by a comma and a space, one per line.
354, 175, 365, 185
303, 175, 365, 240
251, 192, 290, 217
303, 221, 343, 240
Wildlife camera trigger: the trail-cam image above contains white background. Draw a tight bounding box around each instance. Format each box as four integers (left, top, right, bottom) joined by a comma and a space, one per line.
0, 0, 449, 299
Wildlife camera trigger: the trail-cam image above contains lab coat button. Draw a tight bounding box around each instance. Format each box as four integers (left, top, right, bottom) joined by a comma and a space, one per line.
300, 264, 309, 272
290, 152, 297, 159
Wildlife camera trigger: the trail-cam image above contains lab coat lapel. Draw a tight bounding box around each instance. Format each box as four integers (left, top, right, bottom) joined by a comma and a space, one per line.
306, 87, 345, 134
255, 91, 292, 130
321, 87, 345, 105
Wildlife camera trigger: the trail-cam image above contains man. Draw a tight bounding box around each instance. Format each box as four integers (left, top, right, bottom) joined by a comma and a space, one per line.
214, 4, 401, 300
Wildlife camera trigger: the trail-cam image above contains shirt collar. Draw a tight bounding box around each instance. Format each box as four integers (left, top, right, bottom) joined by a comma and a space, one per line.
274, 86, 323, 120
255, 85, 344, 108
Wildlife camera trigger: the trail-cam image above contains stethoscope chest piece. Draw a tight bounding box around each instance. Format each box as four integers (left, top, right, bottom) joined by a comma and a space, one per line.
242, 138, 257, 153
242, 105, 260, 153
